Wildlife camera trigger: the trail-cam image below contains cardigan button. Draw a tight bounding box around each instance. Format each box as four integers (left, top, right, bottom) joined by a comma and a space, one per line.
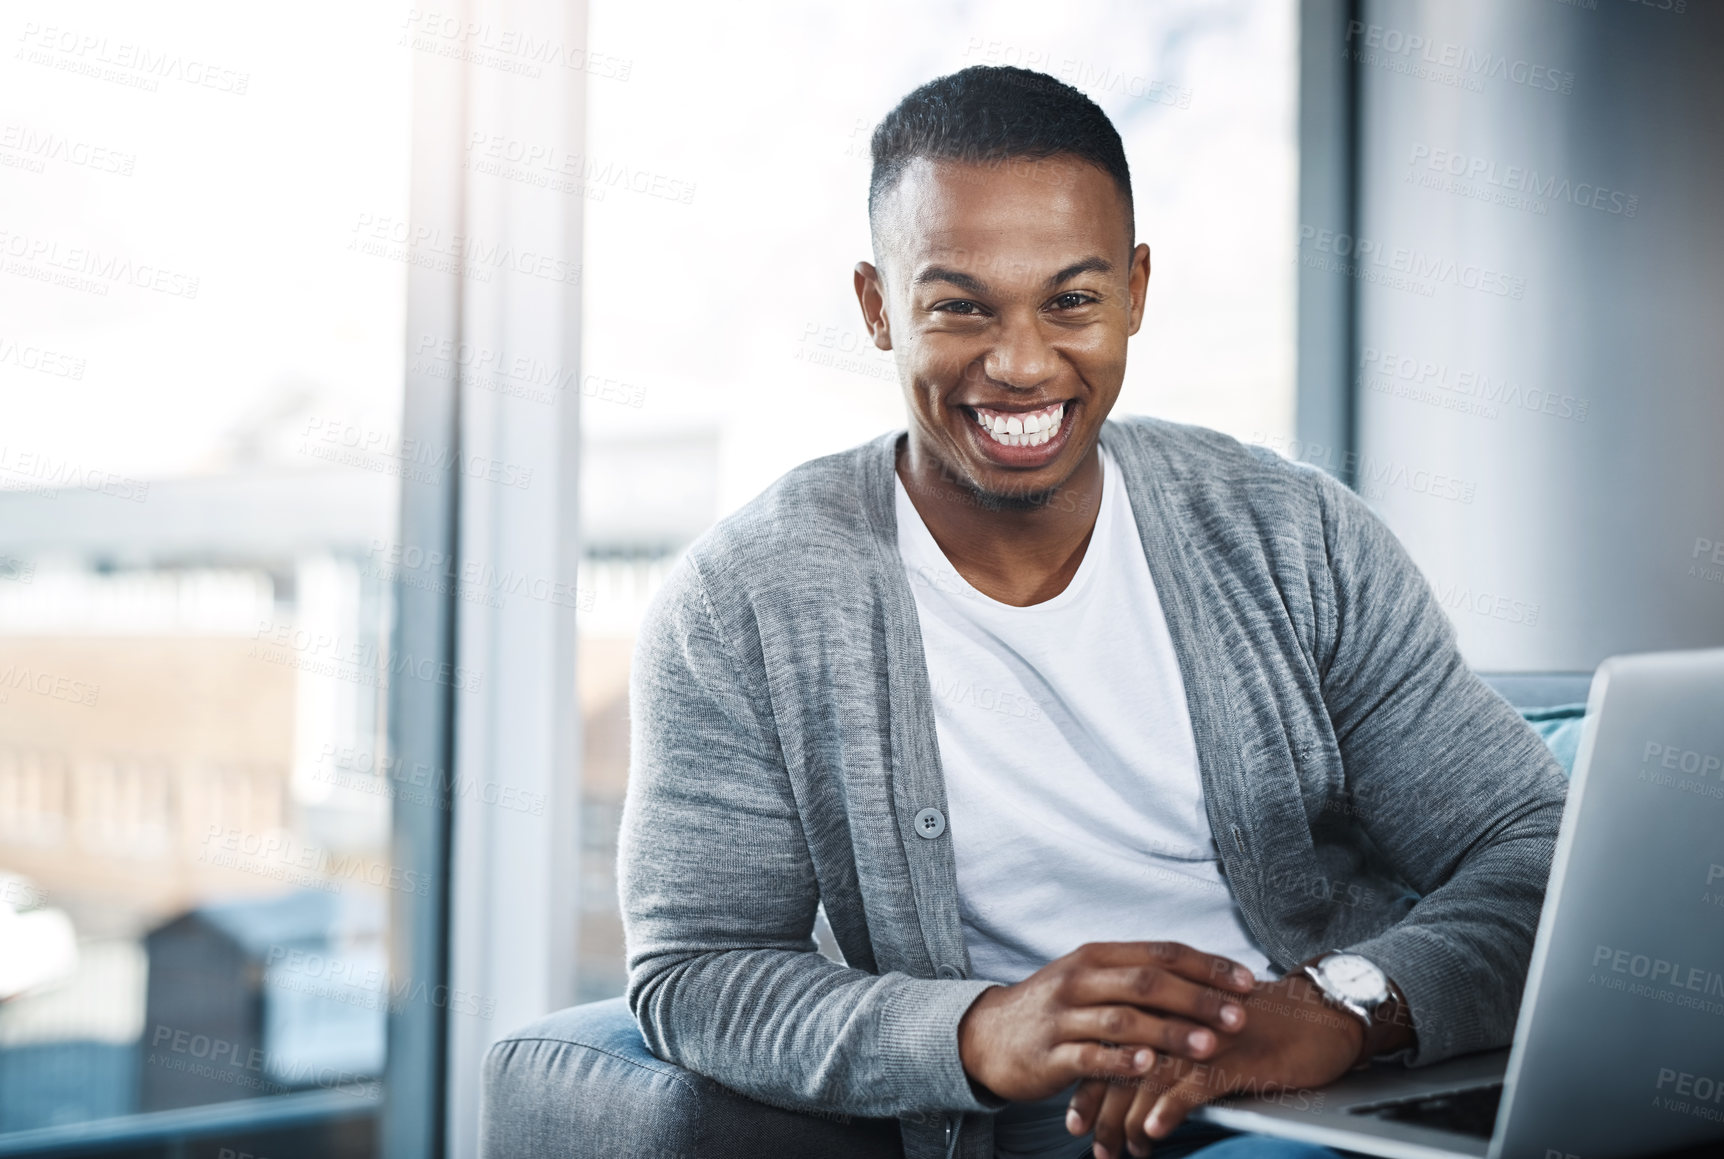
913, 807, 946, 839
936, 963, 965, 980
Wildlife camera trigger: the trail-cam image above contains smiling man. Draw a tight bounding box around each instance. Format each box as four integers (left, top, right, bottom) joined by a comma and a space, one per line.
620, 67, 1567, 1159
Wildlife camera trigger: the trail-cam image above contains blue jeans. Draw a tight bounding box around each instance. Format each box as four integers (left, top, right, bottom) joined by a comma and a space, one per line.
991, 1087, 1343, 1159
1161, 1125, 1342, 1159
990, 1127, 1338, 1159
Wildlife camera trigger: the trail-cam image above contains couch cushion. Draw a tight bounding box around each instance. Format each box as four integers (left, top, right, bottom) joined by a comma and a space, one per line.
1479, 672, 1592, 710
480, 997, 904, 1159
1521, 704, 1586, 777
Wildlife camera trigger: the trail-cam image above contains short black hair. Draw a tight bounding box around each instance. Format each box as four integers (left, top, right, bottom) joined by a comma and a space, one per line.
868, 65, 1133, 236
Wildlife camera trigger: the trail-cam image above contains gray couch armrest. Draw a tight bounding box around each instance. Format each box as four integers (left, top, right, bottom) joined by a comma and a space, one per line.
480, 997, 905, 1159
1477, 671, 1593, 710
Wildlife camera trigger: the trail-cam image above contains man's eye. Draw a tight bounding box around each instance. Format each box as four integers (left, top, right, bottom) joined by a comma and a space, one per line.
935, 300, 983, 315
1051, 292, 1096, 310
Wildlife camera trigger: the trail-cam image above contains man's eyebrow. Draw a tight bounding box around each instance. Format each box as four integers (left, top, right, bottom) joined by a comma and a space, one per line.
913, 266, 989, 294
1045, 257, 1114, 287
912, 256, 1116, 295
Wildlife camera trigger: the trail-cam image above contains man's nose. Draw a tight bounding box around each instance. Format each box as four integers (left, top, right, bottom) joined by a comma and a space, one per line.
978, 313, 1059, 391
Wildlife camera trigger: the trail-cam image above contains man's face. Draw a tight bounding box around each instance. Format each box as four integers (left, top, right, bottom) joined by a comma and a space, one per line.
856, 154, 1149, 504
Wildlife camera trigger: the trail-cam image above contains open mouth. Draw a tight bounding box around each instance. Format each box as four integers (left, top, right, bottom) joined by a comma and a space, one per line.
966, 401, 1068, 448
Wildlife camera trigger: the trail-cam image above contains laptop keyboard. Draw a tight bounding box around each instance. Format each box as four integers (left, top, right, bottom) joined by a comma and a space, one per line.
1348, 1082, 1504, 1139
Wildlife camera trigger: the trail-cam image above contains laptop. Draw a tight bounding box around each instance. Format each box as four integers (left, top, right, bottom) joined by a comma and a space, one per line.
1195, 647, 1724, 1159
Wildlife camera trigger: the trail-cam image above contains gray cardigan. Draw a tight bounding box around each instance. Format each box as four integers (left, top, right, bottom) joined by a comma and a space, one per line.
619, 418, 1568, 1159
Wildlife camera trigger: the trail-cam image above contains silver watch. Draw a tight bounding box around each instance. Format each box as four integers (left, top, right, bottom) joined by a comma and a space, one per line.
1301, 951, 1389, 1032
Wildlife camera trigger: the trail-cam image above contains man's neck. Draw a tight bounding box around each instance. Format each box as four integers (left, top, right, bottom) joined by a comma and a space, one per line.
896, 436, 1105, 607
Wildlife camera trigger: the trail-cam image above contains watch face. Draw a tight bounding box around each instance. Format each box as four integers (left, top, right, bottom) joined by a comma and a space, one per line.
1322, 953, 1387, 1004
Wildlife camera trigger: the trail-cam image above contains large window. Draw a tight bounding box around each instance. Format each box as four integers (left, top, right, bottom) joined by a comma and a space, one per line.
1, 3, 1296, 1152
0, 3, 413, 1153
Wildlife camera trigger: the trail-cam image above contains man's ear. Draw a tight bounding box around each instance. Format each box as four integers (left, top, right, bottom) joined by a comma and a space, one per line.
853, 261, 893, 351
1125, 243, 1151, 337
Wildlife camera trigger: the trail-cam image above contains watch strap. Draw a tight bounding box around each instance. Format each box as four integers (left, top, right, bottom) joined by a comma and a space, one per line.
1355, 979, 1412, 1069
1299, 953, 1397, 1069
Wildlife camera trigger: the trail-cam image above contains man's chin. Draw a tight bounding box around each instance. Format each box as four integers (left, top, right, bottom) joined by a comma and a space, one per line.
964, 478, 1063, 512
906, 425, 1092, 514
942, 454, 1079, 513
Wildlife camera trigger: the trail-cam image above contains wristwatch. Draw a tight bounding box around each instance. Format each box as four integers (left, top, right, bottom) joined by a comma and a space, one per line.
1301, 951, 1390, 1027
1301, 951, 1397, 1067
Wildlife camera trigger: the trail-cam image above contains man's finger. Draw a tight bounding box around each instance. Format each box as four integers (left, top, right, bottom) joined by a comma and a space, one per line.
1066, 1078, 1108, 1136
1070, 941, 1258, 993
1089, 1078, 1141, 1159
1145, 1073, 1221, 1140
1123, 1075, 1167, 1158
1049, 1040, 1157, 1084
1064, 968, 1249, 1035
1060, 1004, 1224, 1060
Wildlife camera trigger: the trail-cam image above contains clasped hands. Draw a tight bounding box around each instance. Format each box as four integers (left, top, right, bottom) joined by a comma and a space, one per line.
955, 941, 1367, 1159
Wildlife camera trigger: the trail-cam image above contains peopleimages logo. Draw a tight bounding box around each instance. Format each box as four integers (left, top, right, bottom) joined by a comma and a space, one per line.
249, 618, 483, 695
15, 22, 251, 95
299, 416, 533, 490
398, 9, 633, 81
0, 663, 100, 707
1297, 226, 1526, 300
313, 742, 547, 817
1653, 1066, 1724, 1123
1343, 21, 1576, 95
265, 945, 496, 1019
1407, 144, 1638, 217
466, 131, 696, 204
347, 213, 581, 287
146, 1024, 377, 1100
364, 537, 592, 612
0, 228, 199, 299
1433, 581, 1541, 628
1691, 536, 1724, 587
0, 335, 86, 380
199, 825, 430, 897
1253, 432, 1479, 506
0, 122, 136, 176
1637, 740, 1724, 799
1589, 943, 1724, 1018
0, 445, 149, 502
411, 334, 644, 409
1359, 347, 1589, 423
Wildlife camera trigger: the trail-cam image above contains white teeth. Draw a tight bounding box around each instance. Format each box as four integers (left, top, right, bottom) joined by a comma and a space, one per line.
971, 402, 1066, 448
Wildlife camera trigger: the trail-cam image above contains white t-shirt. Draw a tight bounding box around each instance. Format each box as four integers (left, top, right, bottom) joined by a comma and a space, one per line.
895, 448, 1274, 985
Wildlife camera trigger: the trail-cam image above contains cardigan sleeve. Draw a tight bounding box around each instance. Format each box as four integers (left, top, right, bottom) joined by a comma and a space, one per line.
618, 555, 1002, 1117
1309, 471, 1569, 1065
